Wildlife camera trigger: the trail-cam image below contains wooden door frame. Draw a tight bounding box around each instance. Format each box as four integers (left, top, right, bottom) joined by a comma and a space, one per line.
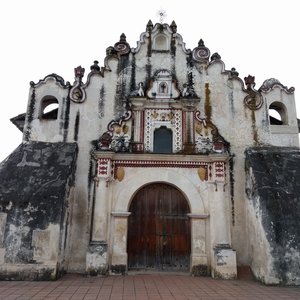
127, 182, 191, 271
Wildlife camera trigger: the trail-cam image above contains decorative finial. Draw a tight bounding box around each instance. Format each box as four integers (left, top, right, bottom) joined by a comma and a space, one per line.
74, 66, 85, 80
157, 9, 167, 24
90, 60, 100, 72
170, 20, 177, 33
147, 20, 153, 32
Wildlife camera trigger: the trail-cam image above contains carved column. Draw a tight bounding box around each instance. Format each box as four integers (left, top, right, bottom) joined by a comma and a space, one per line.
110, 212, 131, 274
91, 158, 112, 242
132, 109, 144, 152
183, 110, 194, 154
210, 181, 230, 245
133, 110, 141, 142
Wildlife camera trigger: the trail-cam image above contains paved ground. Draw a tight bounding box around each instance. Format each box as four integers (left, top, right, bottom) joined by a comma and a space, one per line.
0, 273, 299, 300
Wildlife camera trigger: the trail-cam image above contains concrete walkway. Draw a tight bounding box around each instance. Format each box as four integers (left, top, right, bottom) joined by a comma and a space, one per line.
0, 273, 299, 300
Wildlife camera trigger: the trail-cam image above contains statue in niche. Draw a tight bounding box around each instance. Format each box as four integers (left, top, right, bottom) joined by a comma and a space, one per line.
182, 83, 189, 97
130, 82, 144, 97
98, 132, 112, 150
138, 82, 144, 96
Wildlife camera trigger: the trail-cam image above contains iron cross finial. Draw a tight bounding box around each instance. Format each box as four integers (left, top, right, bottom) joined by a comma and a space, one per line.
157, 9, 167, 24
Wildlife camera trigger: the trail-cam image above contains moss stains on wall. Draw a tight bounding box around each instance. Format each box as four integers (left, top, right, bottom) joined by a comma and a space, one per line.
24, 88, 36, 142
205, 83, 212, 121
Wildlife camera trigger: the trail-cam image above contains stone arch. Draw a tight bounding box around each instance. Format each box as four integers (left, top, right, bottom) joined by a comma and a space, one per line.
269, 101, 288, 125
113, 168, 206, 214
40, 95, 59, 120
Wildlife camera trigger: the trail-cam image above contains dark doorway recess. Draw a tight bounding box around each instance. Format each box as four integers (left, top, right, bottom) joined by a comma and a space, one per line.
153, 126, 173, 153
127, 183, 191, 272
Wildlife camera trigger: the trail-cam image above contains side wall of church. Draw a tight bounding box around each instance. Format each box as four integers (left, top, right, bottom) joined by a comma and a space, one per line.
0, 142, 77, 279
245, 147, 300, 285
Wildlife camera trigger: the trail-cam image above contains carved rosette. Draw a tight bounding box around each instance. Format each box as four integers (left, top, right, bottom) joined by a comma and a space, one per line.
192, 39, 210, 63
114, 33, 131, 55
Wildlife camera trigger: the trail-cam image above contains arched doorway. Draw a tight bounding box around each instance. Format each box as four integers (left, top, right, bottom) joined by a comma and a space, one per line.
127, 183, 191, 271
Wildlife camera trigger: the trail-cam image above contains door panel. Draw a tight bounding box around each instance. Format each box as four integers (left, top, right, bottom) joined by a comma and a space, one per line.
127, 183, 190, 271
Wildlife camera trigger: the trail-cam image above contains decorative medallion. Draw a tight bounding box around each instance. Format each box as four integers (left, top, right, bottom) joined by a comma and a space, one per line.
114, 33, 130, 55
192, 39, 210, 63
116, 167, 125, 182
198, 166, 207, 181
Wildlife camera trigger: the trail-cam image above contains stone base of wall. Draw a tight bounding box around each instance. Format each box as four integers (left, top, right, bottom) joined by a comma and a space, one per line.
86, 242, 108, 276
0, 264, 60, 280
212, 244, 237, 279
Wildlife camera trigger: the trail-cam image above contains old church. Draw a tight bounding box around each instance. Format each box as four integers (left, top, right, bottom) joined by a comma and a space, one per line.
1, 20, 300, 285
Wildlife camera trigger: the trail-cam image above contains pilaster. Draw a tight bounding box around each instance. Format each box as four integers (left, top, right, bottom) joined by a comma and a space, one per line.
188, 213, 209, 276
110, 212, 131, 275
209, 179, 237, 279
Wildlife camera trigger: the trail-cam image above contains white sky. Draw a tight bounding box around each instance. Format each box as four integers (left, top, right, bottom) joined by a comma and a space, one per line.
0, 0, 299, 161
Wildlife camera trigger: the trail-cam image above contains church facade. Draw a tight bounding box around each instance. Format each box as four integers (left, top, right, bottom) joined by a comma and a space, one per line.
1, 20, 300, 284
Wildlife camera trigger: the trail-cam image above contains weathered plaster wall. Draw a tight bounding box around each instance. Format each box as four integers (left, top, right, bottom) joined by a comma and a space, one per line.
0, 142, 77, 280
6, 21, 299, 282
245, 147, 300, 285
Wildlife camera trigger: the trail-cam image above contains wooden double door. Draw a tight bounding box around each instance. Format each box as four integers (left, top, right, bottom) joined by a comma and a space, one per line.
127, 183, 191, 271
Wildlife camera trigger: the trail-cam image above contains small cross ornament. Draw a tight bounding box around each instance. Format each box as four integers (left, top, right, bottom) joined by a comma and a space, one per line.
157, 9, 167, 23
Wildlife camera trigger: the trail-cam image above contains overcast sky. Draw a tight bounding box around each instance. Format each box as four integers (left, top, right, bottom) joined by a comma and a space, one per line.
0, 0, 299, 161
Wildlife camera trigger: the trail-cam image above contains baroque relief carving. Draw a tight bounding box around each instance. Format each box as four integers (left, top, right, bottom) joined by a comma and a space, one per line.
243, 75, 263, 110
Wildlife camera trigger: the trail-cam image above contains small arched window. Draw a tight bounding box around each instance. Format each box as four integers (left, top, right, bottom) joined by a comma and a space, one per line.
40, 96, 59, 120
269, 102, 288, 125
153, 126, 172, 153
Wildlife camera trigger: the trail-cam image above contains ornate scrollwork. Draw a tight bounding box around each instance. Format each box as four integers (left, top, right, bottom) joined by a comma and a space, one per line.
194, 111, 229, 154
30, 73, 70, 88
259, 78, 295, 94
70, 66, 86, 103
98, 109, 132, 152
192, 39, 210, 63
243, 75, 263, 110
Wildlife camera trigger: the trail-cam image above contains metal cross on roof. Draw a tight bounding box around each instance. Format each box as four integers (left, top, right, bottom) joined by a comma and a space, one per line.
157, 9, 167, 24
